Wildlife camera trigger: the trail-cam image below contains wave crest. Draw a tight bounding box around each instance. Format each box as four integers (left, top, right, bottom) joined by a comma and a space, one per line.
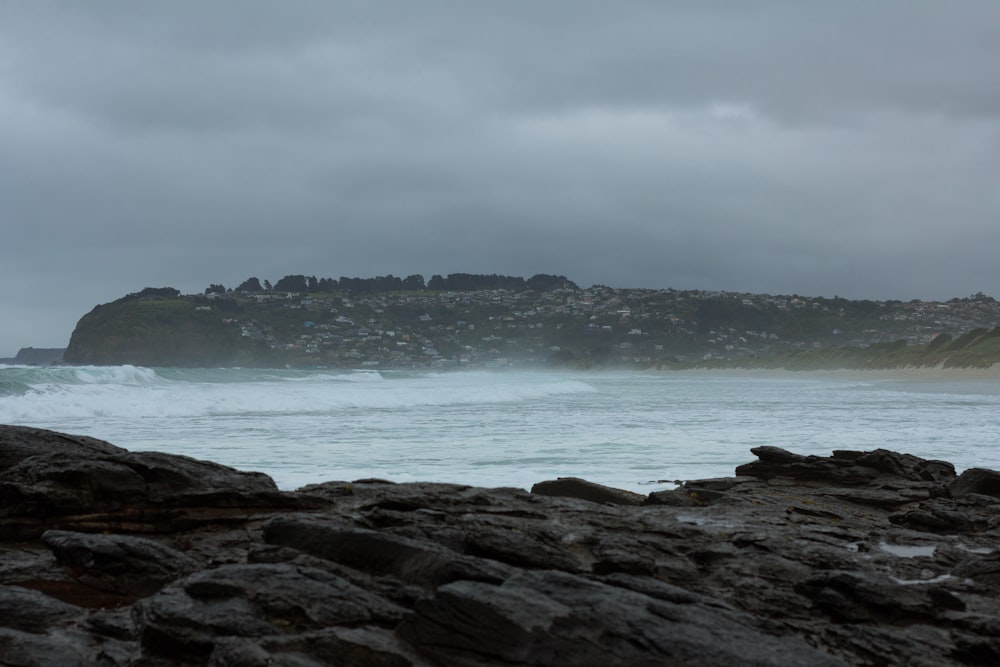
73, 365, 162, 385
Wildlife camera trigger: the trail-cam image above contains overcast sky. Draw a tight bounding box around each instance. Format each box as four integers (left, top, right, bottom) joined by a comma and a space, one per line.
3, 2, 1000, 355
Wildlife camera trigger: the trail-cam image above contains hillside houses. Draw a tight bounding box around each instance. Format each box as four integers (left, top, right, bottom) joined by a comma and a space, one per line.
191, 285, 1000, 368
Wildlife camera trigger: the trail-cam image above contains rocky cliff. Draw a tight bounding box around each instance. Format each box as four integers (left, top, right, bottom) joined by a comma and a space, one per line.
3, 425, 1000, 665
63, 295, 271, 367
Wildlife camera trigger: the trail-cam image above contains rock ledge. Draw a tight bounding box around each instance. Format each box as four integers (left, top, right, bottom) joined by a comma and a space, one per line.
3, 426, 1000, 666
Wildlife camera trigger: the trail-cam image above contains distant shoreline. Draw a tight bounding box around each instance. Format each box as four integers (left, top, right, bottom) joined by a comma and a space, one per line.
663, 364, 1000, 381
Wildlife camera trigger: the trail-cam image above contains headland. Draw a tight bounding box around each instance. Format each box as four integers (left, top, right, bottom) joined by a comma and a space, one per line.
60, 278, 1000, 370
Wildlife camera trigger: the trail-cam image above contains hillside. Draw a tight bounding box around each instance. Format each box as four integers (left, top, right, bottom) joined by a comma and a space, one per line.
64, 289, 274, 367
63, 279, 1000, 369
689, 327, 1000, 371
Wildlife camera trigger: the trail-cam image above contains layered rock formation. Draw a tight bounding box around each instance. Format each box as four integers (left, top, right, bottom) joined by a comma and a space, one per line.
3, 424, 1000, 665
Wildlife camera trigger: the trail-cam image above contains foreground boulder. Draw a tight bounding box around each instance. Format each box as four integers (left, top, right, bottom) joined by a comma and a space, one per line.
3, 426, 1000, 665
1, 427, 321, 540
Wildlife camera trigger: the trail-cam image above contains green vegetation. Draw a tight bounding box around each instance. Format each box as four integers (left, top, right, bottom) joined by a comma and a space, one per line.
682, 327, 1000, 371
62, 278, 1000, 369
64, 292, 273, 367
226, 272, 576, 295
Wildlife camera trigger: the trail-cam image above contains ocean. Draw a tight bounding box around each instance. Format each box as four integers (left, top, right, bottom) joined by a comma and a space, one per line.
2, 365, 999, 492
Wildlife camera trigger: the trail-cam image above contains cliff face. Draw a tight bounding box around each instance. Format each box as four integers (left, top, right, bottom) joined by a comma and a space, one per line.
63, 295, 269, 367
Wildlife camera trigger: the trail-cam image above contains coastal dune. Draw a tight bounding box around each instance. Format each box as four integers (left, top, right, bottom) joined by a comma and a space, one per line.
2, 424, 1000, 665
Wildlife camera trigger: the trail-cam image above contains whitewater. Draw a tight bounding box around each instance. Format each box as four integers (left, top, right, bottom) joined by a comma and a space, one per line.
2, 365, 1000, 492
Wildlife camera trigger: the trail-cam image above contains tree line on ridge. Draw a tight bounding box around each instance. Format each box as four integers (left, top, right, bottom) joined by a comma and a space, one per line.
204, 273, 578, 296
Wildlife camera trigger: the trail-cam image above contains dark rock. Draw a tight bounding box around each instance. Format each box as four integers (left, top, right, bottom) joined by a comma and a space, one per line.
852, 449, 956, 482
737, 446, 866, 483
820, 487, 921, 508
1, 438, 324, 540
0, 585, 81, 632
0, 424, 125, 473
889, 508, 977, 533
645, 478, 754, 506
0, 628, 114, 667
42, 530, 200, 597
737, 446, 956, 489
262, 515, 513, 587
5, 424, 1000, 667
459, 515, 588, 572
530, 477, 646, 505
685, 476, 755, 491
795, 571, 958, 623
134, 563, 406, 664
953, 552, 1000, 583
645, 486, 700, 506
206, 627, 424, 667
750, 445, 806, 463
952, 467, 1000, 498
399, 569, 848, 666
0, 585, 135, 665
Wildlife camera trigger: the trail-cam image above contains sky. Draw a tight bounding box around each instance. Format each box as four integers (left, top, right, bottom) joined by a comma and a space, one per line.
3, 2, 1000, 355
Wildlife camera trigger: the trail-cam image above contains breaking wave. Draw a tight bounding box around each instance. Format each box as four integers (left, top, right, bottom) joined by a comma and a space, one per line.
0, 365, 596, 421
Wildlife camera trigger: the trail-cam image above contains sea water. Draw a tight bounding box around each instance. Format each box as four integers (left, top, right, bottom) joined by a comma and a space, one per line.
2, 365, 999, 492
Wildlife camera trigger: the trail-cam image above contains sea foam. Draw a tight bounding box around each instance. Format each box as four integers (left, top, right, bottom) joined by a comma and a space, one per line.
2, 365, 999, 492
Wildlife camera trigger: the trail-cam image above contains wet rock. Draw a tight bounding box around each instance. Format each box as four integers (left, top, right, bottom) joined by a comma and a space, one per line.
0, 585, 81, 632
889, 508, 977, 533
795, 571, 960, 623
262, 515, 513, 587
1, 441, 324, 540
851, 449, 956, 482
644, 486, 701, 506
42, 530, 200, 597
0, 424, 125, 473
952, 467, 1000, 498
399, 569, 848, 667
530, 477, 646, 505
135, 563, 406, 664
0, 585, 136, 666
736, 446, 956, 489
953, 551, 1000, 584
5, 424, 1000, 666
203, 626, 424, 667
737, 446, 877, 485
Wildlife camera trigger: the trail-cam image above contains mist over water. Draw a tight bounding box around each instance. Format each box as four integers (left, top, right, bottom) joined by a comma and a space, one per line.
2, 365, 999, 492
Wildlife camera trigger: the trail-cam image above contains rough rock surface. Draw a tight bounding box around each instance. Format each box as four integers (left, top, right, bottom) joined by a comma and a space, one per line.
4, 426, 1000, 665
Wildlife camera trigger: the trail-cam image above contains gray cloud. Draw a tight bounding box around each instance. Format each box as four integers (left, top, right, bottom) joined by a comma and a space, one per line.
3, 2, 1000, 354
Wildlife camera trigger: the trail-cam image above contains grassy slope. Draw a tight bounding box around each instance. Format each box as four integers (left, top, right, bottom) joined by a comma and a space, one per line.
682, 328, 1000, 371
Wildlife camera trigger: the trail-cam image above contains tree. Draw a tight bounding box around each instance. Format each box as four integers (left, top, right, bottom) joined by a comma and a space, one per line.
205, 284, 227, 295
273, 275, 308, 292
527, 274, 578, 292
133, 287, 181, 298
234, 277, 263, 292
402, 274, 425, 291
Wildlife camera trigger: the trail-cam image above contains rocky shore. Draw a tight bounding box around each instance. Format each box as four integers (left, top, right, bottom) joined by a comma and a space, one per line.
3, 425, 1000, 665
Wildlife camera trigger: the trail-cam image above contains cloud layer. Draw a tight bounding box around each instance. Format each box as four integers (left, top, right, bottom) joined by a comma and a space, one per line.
3, 2, 1000, 353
